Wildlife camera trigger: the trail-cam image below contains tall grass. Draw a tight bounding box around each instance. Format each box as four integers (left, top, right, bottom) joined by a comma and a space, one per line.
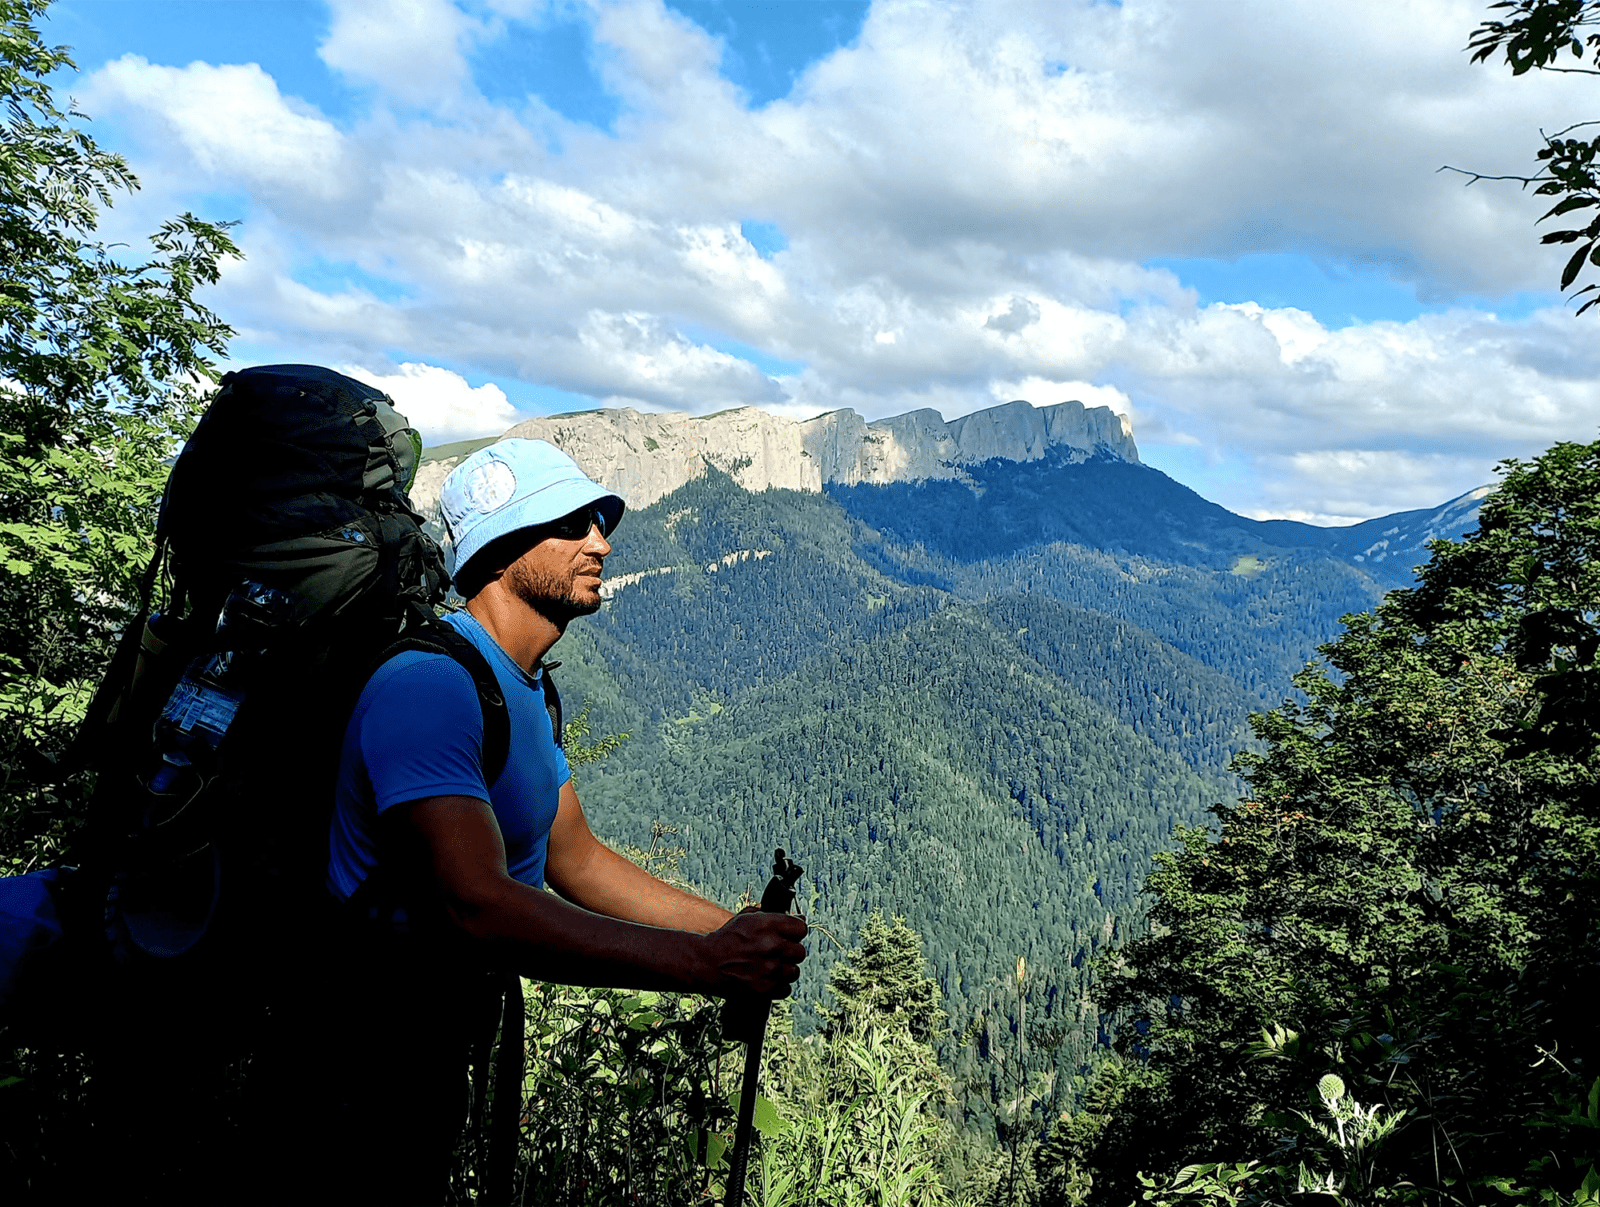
478, 981, 960, 1206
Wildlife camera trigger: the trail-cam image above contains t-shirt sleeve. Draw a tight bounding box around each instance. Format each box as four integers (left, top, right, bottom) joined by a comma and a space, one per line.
358, 654, 489, 813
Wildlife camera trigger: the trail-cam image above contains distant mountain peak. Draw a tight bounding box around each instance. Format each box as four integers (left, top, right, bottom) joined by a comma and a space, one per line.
413, 397, 1138, 514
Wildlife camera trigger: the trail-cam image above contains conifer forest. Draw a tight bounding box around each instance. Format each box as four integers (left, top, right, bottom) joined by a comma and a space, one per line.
3, 0, 1600, 1203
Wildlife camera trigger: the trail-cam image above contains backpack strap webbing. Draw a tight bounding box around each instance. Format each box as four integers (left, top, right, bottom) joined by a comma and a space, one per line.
538, 658, 563, 749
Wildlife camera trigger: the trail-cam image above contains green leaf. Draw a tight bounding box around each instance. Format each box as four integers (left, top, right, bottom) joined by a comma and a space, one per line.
1562, 240, 1594, 289
752, 1093, 787, 1137
1542, 195, 1599, 220
705, 1130, 728, 1170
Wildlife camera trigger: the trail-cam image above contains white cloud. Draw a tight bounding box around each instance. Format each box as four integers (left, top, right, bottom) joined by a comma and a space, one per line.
339, 363, 521, 445
73, 0, 1600, 519
1245, 449, 1496, 524
87, 57, 349, 200
319, 0, 477, 106
989, 377, 1132, 418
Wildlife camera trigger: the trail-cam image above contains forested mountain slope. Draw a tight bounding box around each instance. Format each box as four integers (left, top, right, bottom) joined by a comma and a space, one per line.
516, 455, 1476, 1099
831, 450, 1482, 698
416, 434, 1481, 1126
830, 448, 1481, 590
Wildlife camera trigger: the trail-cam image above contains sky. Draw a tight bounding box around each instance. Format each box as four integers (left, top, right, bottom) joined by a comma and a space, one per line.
36, 0, 1600, 523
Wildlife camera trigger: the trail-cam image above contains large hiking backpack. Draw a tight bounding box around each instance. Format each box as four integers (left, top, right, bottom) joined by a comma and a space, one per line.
0, 365, 563, 1200
60, 364, 520, 977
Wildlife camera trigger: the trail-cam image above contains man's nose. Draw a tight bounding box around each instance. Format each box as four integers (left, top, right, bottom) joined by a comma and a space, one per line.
585, 526, 612, 556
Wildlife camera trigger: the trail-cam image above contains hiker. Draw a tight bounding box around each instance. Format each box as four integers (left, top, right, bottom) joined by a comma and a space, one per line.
316, 438, 809, 1204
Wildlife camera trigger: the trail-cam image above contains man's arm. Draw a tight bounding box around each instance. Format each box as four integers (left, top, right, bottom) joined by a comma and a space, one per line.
404, 795, 807, 997
544, 781, 731, 934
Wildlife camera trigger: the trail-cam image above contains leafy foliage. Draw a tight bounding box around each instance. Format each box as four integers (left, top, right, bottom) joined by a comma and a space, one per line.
0, 0, 237, 872
1456, 0, 1600, 311
474, 898, 960, 1205
1055, 438, 1600, 1204
501, 982, 735, 1205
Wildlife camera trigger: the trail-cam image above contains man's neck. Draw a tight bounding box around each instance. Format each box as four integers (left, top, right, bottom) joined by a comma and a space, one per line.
465, 588, 563, 671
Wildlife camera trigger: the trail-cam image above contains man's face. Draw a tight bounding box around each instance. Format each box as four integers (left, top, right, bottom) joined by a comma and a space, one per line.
503, 515, 612, 625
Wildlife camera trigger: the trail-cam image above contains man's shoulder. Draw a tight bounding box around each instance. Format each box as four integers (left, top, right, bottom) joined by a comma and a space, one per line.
359, 646, 481, 715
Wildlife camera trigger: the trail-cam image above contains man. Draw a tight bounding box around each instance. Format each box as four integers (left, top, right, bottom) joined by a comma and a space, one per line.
321, 438, 808, 1204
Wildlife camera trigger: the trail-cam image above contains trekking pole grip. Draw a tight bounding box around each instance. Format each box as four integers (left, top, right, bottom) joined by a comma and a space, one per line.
720, 849, 803, 1043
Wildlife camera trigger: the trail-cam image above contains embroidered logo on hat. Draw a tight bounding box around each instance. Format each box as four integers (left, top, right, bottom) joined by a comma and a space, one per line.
463, 458, 517, 514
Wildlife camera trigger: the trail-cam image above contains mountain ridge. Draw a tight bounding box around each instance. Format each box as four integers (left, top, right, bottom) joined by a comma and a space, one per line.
413, 397, 1486, 588
412, 396, 1139, 513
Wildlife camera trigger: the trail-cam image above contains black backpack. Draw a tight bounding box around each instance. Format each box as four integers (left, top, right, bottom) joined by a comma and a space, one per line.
0, 365, 560, 1201
63, 364, 534, 973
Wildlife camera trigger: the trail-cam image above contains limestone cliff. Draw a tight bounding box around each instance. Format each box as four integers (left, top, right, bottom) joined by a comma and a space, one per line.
411, 397, 1137, 517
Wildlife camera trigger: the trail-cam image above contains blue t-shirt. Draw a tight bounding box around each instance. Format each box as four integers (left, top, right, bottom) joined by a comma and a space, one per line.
327, 609, 571, 900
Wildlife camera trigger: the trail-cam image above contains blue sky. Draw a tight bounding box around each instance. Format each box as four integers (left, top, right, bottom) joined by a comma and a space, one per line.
42, 0, 1600, 521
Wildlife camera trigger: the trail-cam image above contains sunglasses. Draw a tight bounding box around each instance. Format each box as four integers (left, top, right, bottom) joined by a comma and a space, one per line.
543, 505, 611, 542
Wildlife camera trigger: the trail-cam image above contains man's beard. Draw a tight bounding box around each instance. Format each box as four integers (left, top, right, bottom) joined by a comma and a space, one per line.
506, 558, 601, 627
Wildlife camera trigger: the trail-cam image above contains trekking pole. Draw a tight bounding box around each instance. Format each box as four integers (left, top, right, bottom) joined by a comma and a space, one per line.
722, 848, 804, 1207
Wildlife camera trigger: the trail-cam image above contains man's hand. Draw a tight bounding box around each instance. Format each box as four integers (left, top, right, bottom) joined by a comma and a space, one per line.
697, 908, 810, 999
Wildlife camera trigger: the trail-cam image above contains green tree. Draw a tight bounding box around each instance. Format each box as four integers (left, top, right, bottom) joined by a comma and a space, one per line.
0, 0, 237, 871
1057, 438, 1600, 1203
764, 912, 959, 1206
826, 912, 946, 1047
1453, 0, 1600, 312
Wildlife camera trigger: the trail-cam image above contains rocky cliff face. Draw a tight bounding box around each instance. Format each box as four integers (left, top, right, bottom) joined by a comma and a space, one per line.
411, 397, 1138, 517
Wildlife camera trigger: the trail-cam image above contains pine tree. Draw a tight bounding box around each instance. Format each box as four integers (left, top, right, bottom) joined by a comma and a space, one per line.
825, 911, 946, 1046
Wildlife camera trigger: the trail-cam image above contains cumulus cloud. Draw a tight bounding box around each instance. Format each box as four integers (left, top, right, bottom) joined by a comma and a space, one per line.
319, 0, 478, 106
985, 297, 1042, 336
73, 0, 1600, 519
990, 377, 1133, 418
87, 57, 349, 200
339, 363, 522, 445
1245, 449, 1497, 525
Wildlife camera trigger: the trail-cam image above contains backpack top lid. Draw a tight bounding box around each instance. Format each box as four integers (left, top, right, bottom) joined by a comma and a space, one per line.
163, 365, 422, 549
161, 364, 444, 619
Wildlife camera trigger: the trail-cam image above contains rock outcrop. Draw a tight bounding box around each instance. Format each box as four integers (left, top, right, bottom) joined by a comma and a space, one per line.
412, 397, 1138, 517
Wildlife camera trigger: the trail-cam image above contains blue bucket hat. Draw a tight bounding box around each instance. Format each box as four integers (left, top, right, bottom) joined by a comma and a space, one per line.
441, 438, 625, 580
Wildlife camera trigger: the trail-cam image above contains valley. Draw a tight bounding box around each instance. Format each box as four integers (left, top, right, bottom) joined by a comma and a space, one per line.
417, 398, 1486, 1122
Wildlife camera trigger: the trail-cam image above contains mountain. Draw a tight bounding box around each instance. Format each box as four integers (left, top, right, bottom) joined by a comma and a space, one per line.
829, 448, 1489, 592
414, 397, 1483, 591
1259, 486, 1494, 576
543, 469, 1251, 1116
412, 396, 1138, 512
411, 399, 1492, 1124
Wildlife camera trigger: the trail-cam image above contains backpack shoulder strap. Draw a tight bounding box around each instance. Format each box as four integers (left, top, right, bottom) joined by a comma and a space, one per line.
374, 608, 512, 786
538, 659, 563, 750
